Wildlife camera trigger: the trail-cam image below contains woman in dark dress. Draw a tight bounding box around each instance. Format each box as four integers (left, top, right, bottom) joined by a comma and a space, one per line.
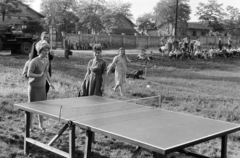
82, 44, 107, 96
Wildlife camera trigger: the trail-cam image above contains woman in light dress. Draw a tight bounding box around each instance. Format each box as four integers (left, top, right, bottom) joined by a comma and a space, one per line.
107, 47, 131, 96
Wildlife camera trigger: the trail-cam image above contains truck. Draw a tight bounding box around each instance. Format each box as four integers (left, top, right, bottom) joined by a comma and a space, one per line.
0, 24, 34, 54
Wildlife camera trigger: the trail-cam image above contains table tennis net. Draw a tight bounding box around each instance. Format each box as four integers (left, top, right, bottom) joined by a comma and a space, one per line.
58, 96, 162, 119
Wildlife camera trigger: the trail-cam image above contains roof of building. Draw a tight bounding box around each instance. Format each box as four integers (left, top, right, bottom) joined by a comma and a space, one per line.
19, 1, 45, 18
188, 22, 211, 30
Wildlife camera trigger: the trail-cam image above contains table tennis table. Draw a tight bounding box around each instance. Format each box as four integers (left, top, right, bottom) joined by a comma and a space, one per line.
14, 96, 240, 158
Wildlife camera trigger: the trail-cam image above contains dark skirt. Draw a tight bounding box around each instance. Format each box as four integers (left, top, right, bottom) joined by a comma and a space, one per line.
83, 73, 103, 96
28, 85, 46, 102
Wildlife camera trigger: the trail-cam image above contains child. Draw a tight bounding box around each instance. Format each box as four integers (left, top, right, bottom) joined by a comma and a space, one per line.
147, 51, 154, 61
137, 49, 147, 60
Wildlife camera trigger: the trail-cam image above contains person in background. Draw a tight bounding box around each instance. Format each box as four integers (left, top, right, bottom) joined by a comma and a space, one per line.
194, 38, 201, 51
107, 47, 132, 96
27, 41, 55, 132
167, 36, 173, 54
82, 44, 107, 96
29, 31, 54, 97
183, 36, 189, 51
63, 36, 70, 59
137, 48, 147, 60
228, 36, 232, 49
148, 51, 154, 61
189, 40, 196, 55
218, 38, 222, 50
172, 37, 179, 51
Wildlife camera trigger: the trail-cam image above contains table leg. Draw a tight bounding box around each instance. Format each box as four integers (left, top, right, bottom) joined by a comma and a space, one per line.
24, 111, 30, 155
153, 152, 165, 158
69, 122, 75, 158
84, 130, 93, 158
221, 135, 227, 158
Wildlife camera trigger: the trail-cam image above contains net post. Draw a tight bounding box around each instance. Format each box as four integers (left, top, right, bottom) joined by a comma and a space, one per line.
159, 95, 162, 107
58, 105, 62, 122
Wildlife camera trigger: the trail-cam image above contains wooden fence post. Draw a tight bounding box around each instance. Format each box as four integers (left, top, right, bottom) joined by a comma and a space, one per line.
135, 33, 138, 48
147, 35, 150, 48
122, 33, 125, 47
109, 34, 112, 49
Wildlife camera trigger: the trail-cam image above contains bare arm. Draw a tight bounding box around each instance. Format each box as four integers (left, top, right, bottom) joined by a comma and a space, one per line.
22, 61, 29, 78
101, 71, 107, 90
46, 71, 54, 89
107, 56, 117, 74
125, 55, 132, 63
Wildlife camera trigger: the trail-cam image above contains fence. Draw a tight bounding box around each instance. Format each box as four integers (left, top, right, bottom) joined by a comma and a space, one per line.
51, 32, 240, 50
54, 33, 163, 49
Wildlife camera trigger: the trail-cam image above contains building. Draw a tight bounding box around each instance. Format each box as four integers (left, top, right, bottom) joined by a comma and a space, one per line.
0, 1, 44, 30
186, 22, 212, 39
106, 14, 139, 35
155, 22, 212, 38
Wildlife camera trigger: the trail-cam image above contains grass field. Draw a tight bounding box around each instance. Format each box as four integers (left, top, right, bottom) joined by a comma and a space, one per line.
1, 49, 240, 158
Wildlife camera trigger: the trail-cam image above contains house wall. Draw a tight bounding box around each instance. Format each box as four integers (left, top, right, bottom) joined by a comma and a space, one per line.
0, 3, 43, 29
186, 30, 209, 39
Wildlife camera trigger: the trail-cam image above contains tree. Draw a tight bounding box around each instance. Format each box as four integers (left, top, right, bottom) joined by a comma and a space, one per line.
101, 0, 133, 32
73, 0, 106, 34
154, 0, 191, 36
0, 0, 22, 21
40, 0, 78, 32
22, 20, 44, 34
136, 13, 156, 33
195, 0, 226, 31
223, 6, 240, 35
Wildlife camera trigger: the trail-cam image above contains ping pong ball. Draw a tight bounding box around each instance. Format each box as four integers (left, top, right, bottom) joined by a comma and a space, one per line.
146, 85, 150, 88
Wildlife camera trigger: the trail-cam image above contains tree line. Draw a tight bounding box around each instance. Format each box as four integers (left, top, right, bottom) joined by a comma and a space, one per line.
1, 0, 240, 36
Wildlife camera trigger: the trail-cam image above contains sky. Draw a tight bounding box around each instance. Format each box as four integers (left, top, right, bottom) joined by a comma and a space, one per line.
30, 0, 240, 22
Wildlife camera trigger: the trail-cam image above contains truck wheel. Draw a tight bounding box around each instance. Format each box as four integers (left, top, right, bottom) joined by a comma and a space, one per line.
20, 42, 32, 54
0, 40, 2, 51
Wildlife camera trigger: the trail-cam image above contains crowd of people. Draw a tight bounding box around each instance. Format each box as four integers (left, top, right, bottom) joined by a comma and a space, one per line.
67, 41, 109, 50
159, 36, 240, 60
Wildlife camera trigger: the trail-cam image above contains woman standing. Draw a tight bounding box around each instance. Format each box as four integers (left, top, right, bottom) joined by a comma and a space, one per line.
82, 44, 107, 96
27, 41, 54, 132
107, 47, 131, 96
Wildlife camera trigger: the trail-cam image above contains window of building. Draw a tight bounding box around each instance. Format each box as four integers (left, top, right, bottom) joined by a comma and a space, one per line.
192, 30, 197, 36
201, 31, 205, 36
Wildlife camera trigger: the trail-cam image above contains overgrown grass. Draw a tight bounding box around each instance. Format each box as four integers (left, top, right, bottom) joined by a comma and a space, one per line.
1, 50, 240, 157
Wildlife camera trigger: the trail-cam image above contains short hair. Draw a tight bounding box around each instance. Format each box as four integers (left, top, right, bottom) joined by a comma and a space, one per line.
35, 40, 50, 54
92, 44, 102, 52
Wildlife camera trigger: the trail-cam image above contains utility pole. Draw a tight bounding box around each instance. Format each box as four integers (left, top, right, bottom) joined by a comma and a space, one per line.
174, 0, 179, 37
